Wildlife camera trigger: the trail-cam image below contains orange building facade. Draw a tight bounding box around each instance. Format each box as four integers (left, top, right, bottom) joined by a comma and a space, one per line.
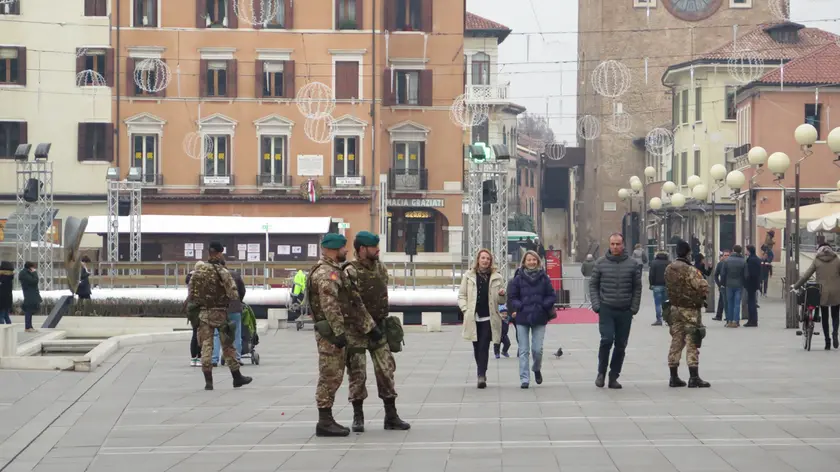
110, 0, 466, 256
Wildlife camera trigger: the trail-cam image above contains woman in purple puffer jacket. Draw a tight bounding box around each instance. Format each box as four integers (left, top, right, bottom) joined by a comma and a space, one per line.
507, 250, 557, 388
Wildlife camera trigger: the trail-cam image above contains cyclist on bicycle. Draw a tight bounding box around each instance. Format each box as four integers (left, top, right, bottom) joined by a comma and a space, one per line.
792, 243, 840, 350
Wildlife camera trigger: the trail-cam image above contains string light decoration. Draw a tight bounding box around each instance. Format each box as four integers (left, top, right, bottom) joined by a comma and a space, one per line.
133, 58, 172, 94
296, 82, 336, 119
545, 141, 567, 161
606, 111, 632, 134
233, 0, 280, 26
76, 48, 88, 58
768, 0, 789, 22
449, 94, 489, 129
75, 70, 107, 88
645, 127, 674, 157
727, 49, 765, 84
304, 115, 335, 144
577, 115, 601, 141
591, 60, 632, 98
183, 132, 214, 161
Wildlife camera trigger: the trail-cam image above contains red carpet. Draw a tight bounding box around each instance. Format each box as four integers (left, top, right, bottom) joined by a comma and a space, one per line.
549, 308, 599, 324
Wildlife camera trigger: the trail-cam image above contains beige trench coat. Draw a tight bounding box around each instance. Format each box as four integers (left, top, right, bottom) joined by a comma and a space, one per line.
795, 250, 840, 307
458, 270, 506, 344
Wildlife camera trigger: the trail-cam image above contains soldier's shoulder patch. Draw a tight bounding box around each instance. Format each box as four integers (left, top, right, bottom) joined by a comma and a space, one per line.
329, 271, 339, 281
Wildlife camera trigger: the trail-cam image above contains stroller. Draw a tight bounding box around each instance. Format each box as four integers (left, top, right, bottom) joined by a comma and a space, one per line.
240, 304, 260, 365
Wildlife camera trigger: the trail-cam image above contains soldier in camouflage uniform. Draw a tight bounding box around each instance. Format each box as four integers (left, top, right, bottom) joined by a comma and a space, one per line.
190, 242, 253, 391
344, 231, 411, 433
664, 240, 711, 388
308, 233, 357, 437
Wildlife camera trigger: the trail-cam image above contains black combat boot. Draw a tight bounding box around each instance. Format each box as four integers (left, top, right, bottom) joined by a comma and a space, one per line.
231, 370, 253, 388
595, 373, 605, 388
316, 408, 350, 437
608, 373, 622, 389
669, 366, 686, 388
383, 399, 411, 430
203, 370, 213, 391
351, 400, 365, 433
687, 367, 711, 388
834, 331, 839, 349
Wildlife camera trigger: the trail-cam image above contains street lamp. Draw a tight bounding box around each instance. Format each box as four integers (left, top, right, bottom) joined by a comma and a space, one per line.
828, 127, 840, 158
618, 188, 630, 200
671, 192, 686, 208
686, 174, 702, 189
692, 184, 708, 200
644, 166, 657, 180
663, 180, 677, 195
726, 170, 746, 192
748, 146, 768, 166
767, 152, 791, 178
630, 178, 643, 192
649, 197, 663, 210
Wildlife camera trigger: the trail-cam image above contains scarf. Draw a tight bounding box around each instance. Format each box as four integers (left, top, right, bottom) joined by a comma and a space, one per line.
522, 266, 543, 283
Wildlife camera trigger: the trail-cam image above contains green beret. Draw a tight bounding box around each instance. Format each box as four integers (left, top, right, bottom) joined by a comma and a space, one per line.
354, 230, 380, 247
321, 233, 347, 249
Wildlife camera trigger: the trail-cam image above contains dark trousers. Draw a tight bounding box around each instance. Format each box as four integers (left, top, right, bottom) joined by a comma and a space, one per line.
24, 311, 34, 330
472, 320, 492, 377
761, 273, 770, 295
820, 305, 840, 342
746, 288, 758, 325
597, 305, 633, 377
190, 326, 200, 358
494, 321, 511, 355
716, 288, 725, 319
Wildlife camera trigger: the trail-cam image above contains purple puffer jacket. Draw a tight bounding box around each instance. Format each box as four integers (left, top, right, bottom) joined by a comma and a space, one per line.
506, 268, 557, 326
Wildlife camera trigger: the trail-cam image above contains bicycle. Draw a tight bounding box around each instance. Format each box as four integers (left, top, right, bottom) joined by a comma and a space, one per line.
793, 281, 822, 351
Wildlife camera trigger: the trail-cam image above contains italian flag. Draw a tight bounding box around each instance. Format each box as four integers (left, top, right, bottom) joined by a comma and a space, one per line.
307, 179, 318, 203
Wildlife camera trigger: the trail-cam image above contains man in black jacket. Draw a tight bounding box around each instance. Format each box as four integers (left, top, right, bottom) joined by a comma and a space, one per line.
589, 233, 642, 389
648, 251, 670, 327
744, 245, 761, 327
712, 251, 730, 321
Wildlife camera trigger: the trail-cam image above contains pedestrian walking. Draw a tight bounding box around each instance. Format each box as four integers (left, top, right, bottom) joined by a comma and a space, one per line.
76, 256, 92, 300
649, 250, 670, 326
713, 251, 730, 321
0, 260, 13, 324
760, 250, 773, 296
632, 243, 647, 267
744, 245, 761, 327
664, 240, 710, 388
581, 254, 595, 303
792, 243, 840, 350
343, 231, 410, 433
458, 248, 507, 389
190, 242, 252, 391
507, 250, 557, 388
18, 262, 41, 332
308, 233, 354, 437
720, 245, 748, 328
589, 233, 642, 389
494, 304, 512, 358
212, 262, 246, 365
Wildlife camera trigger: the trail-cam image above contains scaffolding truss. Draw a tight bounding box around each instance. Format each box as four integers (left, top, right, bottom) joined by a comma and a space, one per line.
106, 180, 143, 275
466, 160, 509, 281
14, 160, 55, 291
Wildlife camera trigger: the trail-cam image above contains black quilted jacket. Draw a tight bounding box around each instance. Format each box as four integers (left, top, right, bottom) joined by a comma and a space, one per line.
589, 251, 642, 314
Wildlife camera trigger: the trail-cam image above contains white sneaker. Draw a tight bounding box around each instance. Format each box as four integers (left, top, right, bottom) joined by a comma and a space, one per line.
190, 358, 199, 367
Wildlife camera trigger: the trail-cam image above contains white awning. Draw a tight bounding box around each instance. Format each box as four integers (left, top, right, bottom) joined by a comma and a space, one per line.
85, 215, 332, 235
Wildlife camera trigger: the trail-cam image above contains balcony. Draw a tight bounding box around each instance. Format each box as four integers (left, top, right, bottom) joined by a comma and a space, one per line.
257, 173, 292, 188
465, 83, 511, 104
139, 174, 164, 186
199, 174, 234, 187
389, 168, 428, 192
331, 175, 366, 188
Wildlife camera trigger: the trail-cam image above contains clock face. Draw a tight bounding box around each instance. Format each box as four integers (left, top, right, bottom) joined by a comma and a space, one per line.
664, 0, 723, 22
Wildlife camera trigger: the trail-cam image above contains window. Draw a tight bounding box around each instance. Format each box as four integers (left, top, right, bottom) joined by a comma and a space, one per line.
0, 121, 24, 159
725, 86, 737, 120
76, 49, 114, 86
132, 58, 167, 96
393, 141, 422, 190
85, 0, 107, 16
335, 61, 360, 100
472, 121, 489, 144
1, 0, 19, 15
680, 151, 687, 183
205, 0, 229, 27
133, 0, 157, 27
260, 61, 285, 97
694, 86, 702, 121
471, 52, 490, 86
693, 149, 700, 177
681, 89, 688, 125
0, 48, 24, 85
805, 104, 823, 140
334, 136, 358, 177
260, 136, 286, 179
77, 123, 113, 162
502, 126, 507, 145
131, 135, 158, 183
395, 0, 421, 31
395, 70, 419, 105
205, 61, 229, 97
672, 92, 680, 126
205, 135, 230, 177
336, 0, 361, 29
730, 0, 751, 7
264, 0, 287, 28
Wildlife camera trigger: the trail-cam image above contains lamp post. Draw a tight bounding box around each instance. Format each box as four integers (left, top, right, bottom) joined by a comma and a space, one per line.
649, 196, 664, 251
630, 175, 645, 249
766, 150, 793, 327
706, 164, 727, 313
746, 146, 768, 246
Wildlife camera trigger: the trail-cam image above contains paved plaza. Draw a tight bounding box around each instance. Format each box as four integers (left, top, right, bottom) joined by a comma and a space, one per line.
4, 293, 840, 471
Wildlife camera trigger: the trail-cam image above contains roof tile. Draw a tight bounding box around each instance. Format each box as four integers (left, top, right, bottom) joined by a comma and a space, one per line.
465, 12, 510, 32
701, 23, 838, 62
758, 41, 840, 85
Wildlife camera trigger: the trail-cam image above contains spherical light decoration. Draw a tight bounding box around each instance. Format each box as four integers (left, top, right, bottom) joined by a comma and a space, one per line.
692, 184, 709, 200
671, 192, 686, 208
76, 47, 88, 58
234, 0, 281, 26
304, 115, 335, 144
768, 0, 789, 22
296, 82, 336, 119
836, 179, 840, 191
794, 123, 819, 147
663, 181, 677, 194
828, 127, 840, 154
630, 178, 643, 192
645, 127, 674, 157
133, 58, 172, 94
545, 141, 567, 161
591, 60, 632, 98
727, 49, 765, 84
630, 175, 640, 183
618, 188, 630, 200
183, 132, 214, 161
710, 164, 727, 181
767, 151, 791, 175
649, 197, 663, 210
605, 111, 632, 134
747, 146, 768, 166
577, 115, 601, 141
686, 174, 702, 189
644, 166, 656, 179
726, 170, 746, 190
449, 94, 489, 130
75, 69, 107, 88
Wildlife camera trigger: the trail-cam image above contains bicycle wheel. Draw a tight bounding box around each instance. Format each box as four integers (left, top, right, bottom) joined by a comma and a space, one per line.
805, 318, 814, 351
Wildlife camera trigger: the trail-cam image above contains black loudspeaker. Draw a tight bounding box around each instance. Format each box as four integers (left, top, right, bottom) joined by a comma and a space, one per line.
482, 180, 497, 204
118, 199, 130, 216
23, 178, 40, 202
405, 237, 417, 256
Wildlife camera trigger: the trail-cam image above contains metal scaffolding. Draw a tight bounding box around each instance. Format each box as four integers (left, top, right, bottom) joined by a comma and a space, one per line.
466, 160, 509, 280
14, 160, 55, 291
106, 180, 143, 275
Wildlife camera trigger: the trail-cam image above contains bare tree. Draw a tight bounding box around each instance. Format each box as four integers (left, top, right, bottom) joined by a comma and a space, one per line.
517, 113, 555, 143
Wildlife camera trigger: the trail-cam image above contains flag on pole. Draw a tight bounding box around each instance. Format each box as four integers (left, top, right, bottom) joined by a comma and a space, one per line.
307, 179, 318, 203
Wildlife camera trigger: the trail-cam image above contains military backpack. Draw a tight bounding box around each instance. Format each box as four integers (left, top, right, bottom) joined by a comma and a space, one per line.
383, 315, 404, 352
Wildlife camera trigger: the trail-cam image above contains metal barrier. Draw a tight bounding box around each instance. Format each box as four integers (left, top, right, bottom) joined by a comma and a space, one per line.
552, 277, 592, 309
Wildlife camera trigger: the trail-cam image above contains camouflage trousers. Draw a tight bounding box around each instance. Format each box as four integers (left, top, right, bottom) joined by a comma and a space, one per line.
667, 307, 702, 368
347, 341, 397, 402
315, 333, 346, 409
198, 309, 240, 372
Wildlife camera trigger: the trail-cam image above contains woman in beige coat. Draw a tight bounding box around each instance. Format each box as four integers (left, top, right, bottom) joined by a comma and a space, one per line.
458, 248, 506, 389
793, 243, 840, 350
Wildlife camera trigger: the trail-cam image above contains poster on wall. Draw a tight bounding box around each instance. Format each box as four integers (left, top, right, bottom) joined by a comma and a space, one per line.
307, 244, 318, 257
292, 246, 302, 254
545, 250, 562, 293
277, 245, 291, 255
247, 253, 260, 262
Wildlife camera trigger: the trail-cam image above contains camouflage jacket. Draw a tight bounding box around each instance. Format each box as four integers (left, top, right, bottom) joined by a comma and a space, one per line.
664, 258, 709, 309
307, 256, 358, 338
189, 260, 238, 324
344, 259, 389, 324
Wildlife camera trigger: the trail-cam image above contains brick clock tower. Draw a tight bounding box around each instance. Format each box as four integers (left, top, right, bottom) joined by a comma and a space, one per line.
575, 0, 777, 258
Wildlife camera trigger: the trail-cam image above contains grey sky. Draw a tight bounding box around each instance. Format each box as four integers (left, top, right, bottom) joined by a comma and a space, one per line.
466, 0, 840, 143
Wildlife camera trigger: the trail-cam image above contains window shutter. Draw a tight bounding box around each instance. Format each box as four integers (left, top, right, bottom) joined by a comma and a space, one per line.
382, 69, 395, 106
285, 0, 294, 28
196, 0, 206, 28
125, 57, 136, 97
16, 47, 26, 86
283, 60, 295, 98
383, 0, 395, 31
419, 69, 433, 106
355, 0, 363, 29
334, 0, 340, 29
227, 59, 238, 97
77, 124, 87, 162
151, 0, 158, 26
419, 142, 426, 189
156, 59, 167, 97
104, 48, 115, 87
76, 49, 86, 74
19, 121, 28, 148
227, 0, 238, 28
421, 0, 432, 32
199, 59, 208, 97
104, 123, 115, 162
84, 0, 94, 16
255, 60, 264, 98
254, 0, 263, 29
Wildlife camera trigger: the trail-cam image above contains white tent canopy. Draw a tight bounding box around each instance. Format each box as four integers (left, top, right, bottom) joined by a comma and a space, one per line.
807, 212, 840, 233
757, 202, 840, 230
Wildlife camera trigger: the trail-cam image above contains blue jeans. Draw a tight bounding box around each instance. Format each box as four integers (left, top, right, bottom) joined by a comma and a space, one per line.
212, 312, 242, 363
726, 287, 742, 322
515, 323, 546, 384
0, 309, 10, 324
652, 286, 667, 322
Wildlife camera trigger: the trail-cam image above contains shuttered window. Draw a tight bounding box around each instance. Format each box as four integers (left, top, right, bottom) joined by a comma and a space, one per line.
335, 61, 359, 100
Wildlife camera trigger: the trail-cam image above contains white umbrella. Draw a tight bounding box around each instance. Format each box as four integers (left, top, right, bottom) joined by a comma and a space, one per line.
807, 212, 840, 233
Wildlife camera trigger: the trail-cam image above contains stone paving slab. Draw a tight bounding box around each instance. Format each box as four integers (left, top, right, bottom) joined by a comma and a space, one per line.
2, 293, 840, 471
